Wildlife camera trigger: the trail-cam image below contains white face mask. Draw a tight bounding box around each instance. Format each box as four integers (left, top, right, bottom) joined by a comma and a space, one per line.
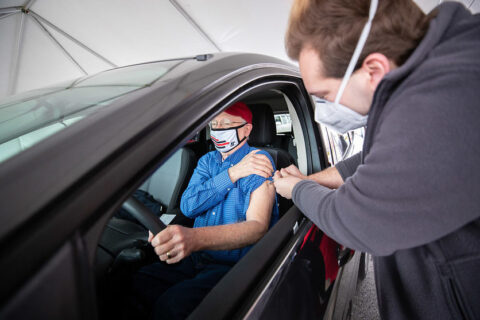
210, 123, 247, 153
315, 99, 368, 134
314, 0, 378, 135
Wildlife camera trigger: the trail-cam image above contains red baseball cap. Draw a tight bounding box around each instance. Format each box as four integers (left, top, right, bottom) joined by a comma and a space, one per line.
224, 102, 252, 124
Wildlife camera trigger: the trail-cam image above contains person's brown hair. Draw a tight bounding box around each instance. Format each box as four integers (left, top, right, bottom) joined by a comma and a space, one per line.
286, 0, 434, 78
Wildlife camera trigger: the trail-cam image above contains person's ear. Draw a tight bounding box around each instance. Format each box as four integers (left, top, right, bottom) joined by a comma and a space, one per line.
244, 123, 253, 138
361, 53, 394, 92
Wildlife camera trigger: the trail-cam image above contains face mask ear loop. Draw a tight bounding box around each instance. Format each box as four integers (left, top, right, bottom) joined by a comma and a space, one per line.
236, 123, 248, 145
334, 0, 378, 105
235, 127, 241, 145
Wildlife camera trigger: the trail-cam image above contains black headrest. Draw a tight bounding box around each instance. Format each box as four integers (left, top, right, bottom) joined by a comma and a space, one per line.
248, 104, 276, 146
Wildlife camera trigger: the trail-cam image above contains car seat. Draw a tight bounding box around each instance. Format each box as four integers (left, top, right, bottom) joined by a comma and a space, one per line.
248, 103, 295, 216
139, 147, 196, 214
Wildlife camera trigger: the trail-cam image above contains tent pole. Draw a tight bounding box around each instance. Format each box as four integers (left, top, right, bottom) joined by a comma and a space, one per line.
30, 15, 88, 75
8, 12, 26, 95
0, 7, 22, 14
0, 12, 19, 21
169, 0, 222, 52
29, 10, 117, 68
24, 0, 37, 10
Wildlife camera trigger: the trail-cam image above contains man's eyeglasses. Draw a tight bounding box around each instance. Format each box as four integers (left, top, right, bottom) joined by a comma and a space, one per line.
209, 119, 246, 129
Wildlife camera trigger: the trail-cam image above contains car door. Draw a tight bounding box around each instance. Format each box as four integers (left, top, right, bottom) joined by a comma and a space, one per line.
0, 54, 325, 319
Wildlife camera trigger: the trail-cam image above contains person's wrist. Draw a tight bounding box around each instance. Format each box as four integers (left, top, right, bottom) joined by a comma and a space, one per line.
228, 167, 237, 183
189, 228, 201, 252
291, 178, 304, 199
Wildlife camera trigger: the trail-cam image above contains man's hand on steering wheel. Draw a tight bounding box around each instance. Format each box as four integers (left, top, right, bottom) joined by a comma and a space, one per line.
149, 225, 197, 264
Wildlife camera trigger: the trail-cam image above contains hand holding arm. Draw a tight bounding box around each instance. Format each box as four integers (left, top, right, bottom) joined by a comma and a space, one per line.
228, 150, 273, 183
273, 162, 345, 199
277, 152, 361, 191
272, 170, 303, 199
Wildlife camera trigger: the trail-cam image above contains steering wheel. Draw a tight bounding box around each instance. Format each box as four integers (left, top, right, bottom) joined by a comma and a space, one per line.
121, 196, 166, 234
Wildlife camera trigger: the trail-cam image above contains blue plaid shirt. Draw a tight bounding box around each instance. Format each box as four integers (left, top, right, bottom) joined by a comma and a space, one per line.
180, 142, 279, 263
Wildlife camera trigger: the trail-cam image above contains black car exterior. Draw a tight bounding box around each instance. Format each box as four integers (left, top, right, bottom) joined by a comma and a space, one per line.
0, 52, 362, 319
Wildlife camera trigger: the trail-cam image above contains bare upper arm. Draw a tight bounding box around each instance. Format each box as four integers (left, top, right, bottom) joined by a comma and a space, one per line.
246, 181, 275, 231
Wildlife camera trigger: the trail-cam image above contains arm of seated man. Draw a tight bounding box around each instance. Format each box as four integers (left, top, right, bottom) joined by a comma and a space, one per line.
149, 180, 275, 264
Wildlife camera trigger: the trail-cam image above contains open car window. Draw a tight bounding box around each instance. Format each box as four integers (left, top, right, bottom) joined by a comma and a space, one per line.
96, 87, 312, 318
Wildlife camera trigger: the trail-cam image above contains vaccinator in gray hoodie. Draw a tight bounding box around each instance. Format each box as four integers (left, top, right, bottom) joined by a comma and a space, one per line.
293, 3, 480, 319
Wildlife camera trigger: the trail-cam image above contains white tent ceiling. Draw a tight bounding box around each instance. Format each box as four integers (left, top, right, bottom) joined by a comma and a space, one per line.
0, 0, 478, 100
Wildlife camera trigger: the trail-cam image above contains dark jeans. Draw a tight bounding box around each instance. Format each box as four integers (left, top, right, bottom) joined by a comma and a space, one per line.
130, 253, 232, 320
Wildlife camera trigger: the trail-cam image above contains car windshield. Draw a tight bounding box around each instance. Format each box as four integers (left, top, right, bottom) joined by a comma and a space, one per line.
0, 60, 182, 163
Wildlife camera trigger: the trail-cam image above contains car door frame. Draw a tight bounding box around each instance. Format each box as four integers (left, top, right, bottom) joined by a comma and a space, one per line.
188, 79, 328, 319
0, 59, 325, 319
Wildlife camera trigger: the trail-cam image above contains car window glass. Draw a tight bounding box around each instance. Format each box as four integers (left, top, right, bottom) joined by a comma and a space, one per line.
274, 112, 292, 134
0, 85, 70, 106
0, 60, 184, 164
0, 87, 135, 163
0, 118, 75, 163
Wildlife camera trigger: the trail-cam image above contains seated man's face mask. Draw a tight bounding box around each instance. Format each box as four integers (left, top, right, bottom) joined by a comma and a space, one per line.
315, 0, 378, 134
210, 122, 247, 153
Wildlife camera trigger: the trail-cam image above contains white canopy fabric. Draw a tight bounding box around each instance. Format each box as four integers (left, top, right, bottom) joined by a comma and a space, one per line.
0, 0, 478, 100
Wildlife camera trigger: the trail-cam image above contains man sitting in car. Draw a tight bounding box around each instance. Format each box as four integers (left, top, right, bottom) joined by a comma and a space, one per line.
131, 102, 279, 319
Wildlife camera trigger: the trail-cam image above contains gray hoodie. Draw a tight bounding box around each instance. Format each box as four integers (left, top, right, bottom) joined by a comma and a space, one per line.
292, 3, 480, 319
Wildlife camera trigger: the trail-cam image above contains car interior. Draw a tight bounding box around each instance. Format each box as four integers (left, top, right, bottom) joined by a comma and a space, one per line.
94, 88, 333, 318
